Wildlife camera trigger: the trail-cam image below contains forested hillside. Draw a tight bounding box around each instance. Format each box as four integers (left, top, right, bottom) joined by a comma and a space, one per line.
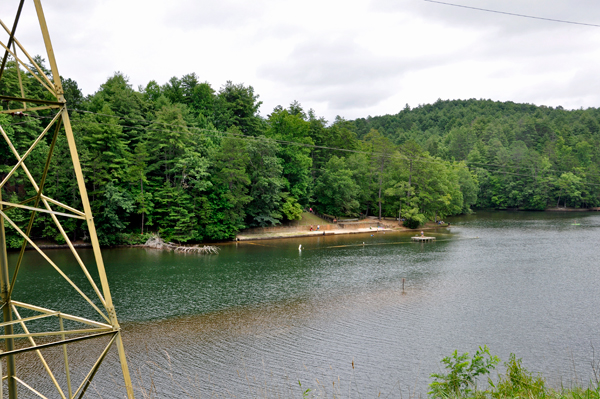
354, 100, 600, 210
1, 58, 598, 246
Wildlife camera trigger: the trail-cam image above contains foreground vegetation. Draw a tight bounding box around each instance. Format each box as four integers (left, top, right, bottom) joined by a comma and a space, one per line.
1, 57, 600, 246
428, 346, 600, 399
134, 346, 600, 398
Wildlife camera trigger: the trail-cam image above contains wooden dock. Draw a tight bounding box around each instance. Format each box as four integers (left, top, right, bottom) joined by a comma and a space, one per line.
411, 236, 436, 242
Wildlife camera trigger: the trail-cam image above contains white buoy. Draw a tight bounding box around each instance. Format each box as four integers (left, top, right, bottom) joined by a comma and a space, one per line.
299, 244, 302, 251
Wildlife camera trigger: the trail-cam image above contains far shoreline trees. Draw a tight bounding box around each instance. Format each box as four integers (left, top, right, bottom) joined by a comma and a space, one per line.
1, 62, 599, 246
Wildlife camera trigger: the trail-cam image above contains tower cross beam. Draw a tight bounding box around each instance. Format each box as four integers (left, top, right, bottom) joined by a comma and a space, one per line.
0, 40, 56, 95
0, 18, 55, 89
0, 0, 25, 82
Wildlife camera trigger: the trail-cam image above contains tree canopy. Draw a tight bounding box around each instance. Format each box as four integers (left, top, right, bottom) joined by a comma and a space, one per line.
2, 60, 599, 246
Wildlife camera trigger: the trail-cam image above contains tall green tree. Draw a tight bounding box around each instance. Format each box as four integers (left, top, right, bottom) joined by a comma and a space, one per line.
365, 129, 395, 219
214, 81, 264, 136
75, 105, 131, 199
314, 156, 360, 217
246, 137, 286, 226
202, 132, 252, 239
266, 104, 313, 205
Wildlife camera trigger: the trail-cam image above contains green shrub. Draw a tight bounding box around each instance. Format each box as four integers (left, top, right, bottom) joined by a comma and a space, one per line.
490, 354, 547, 398
282, 196, 303, 221
403, 218, 421, 229
429, 348, 600, 398
5, 233, 23, 249
429, 346, 499, 398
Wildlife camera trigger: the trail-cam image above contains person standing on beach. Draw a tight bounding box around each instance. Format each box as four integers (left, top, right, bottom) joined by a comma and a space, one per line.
317, 225, 320, 230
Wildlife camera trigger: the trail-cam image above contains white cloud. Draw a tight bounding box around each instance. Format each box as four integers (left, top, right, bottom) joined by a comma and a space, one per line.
1, 0, 600, 121
162, 0, 265, 30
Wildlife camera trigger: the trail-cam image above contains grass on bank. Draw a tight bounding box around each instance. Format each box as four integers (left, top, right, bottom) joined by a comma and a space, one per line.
289, 212, 332, 226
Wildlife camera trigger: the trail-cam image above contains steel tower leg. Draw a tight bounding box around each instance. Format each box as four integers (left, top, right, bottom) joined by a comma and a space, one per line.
0, 1, 136, 397
0, 192, 15, 399
34, 1, 135, 397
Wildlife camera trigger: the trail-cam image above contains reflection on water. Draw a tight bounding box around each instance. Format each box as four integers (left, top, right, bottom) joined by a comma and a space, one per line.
9, 212, 600, 397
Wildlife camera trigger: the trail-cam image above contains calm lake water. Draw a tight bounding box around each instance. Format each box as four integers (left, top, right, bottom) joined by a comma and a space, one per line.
10, 211, 600, 397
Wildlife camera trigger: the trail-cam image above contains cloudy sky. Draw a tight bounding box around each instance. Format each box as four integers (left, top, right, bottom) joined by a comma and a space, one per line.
2, 0, 600, 121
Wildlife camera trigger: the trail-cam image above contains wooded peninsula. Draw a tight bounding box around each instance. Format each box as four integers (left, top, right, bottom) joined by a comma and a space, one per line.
1, 58, 599, 246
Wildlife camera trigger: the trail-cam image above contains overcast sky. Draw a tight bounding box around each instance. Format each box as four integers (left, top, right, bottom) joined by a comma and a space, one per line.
2, 0, 600, 122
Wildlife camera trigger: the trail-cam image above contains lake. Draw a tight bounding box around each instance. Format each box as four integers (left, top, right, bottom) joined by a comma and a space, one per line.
10, 211, 600, 397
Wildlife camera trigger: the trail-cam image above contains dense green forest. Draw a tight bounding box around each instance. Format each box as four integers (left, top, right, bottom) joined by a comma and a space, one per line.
1, 58, 599, 246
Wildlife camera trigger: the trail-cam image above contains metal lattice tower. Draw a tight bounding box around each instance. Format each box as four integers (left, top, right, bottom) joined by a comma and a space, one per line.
0, 1, 135, 398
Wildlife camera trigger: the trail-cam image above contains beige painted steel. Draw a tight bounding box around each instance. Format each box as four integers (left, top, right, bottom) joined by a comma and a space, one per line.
0, 1, 136, 397
12, 306, 67, 399
0, 39, 54, 94
11, 301, 112, 328
14, 377, 49, 399
13, 44, 25, 108
0, 105, 61, 114
0, 201, 85, 219
0, 187, 16, 399
59, 316, 73, 399
0, 19, 55, 89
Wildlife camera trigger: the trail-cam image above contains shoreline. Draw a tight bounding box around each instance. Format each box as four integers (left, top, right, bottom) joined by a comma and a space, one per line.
494, 207, 600, 212
10, 221, 447, 251
236, 221, 447, 242
236, 227, 393, 241
16, 207, 598, 250
544, 207, 600, 212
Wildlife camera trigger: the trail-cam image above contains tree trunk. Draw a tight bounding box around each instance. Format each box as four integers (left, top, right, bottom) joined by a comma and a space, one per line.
378, 157, 384, 220
398, 204, 402, 225
378, 178, 382, 220
140, 177, 145, 235
407, 159, 413, 202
